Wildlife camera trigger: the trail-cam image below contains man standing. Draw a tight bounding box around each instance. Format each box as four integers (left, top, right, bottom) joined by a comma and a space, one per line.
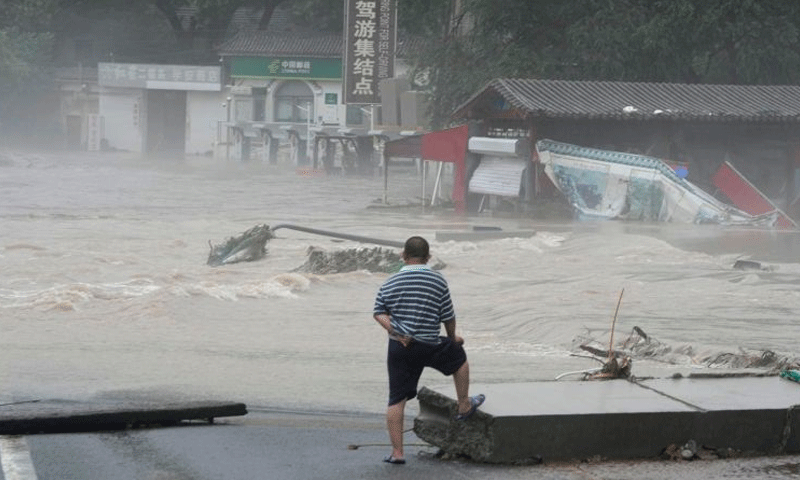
373, 236, 485, 465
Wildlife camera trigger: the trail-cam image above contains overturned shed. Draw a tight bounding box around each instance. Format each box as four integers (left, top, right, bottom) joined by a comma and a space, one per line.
452, 79, 800, 222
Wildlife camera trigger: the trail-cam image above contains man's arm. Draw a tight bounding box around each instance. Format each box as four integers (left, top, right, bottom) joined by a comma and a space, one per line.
443, 319, 464, 345
374, 313, 411, 347
374, 313, 393, 334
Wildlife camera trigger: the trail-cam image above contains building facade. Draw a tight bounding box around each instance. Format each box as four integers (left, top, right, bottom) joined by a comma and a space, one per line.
96, 63, 223, 156
216, 29, 423, 166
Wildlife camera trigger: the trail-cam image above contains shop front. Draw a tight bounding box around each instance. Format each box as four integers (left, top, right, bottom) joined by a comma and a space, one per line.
98, 62, 222, 156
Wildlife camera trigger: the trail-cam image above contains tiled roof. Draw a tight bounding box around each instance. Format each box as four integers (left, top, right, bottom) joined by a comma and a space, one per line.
218, 31, 342, 57
218, 30, 424, 58
453, 78, 800, 123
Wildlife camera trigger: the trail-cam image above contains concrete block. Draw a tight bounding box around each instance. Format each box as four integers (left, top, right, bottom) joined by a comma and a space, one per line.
414, 376, 800, 463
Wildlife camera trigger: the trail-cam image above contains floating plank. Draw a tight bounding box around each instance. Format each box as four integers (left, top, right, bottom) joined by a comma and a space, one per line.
414, 376, 800, 463
0, 400, 247, 435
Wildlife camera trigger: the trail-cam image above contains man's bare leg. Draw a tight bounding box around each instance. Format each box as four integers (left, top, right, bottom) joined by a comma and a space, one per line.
386, 399, 406, 460
452, 361, 472, 414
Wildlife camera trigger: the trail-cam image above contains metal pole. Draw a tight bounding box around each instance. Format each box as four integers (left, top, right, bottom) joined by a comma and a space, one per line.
383, 152, 388, 204
422, 159, 426, 209
225, 96, 231, 161
270, 223, 404, 248
306, 101, 311, 162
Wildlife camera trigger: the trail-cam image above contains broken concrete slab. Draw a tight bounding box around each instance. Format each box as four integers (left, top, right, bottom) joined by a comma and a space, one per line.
414, 376, 800, 463
0, 399, 247, 434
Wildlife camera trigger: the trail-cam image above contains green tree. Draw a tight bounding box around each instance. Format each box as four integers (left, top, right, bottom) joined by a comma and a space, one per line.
55, 0, 299, 64
0, 0, 58, 141
0, 0, 56, 93
404, 0, 800, 126
566, 0, 800, 84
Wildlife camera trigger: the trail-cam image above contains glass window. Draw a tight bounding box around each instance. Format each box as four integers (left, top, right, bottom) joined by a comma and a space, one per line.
273, 81, 313, 123
275, 99, 294, 122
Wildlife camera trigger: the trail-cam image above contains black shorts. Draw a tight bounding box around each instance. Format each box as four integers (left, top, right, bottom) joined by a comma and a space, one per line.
387, 336, 467, 406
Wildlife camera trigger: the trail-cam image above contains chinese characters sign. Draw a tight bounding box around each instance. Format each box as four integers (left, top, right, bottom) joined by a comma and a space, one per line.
344, 0, 396, 104
230, 57, 342, 80
98, 63, 221, 91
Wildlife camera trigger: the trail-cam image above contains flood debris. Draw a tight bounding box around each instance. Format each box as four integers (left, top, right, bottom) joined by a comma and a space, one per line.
294, 246, 403, 274
588, 355, 632, 380
661, 440, 721, 460
661, 440, 748, 461
575, 326, 800, 372
207, 224, 273, 267
576, 288, 633, 380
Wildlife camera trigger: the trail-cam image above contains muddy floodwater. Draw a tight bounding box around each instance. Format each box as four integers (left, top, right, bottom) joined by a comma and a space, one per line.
2, 150, 800, 421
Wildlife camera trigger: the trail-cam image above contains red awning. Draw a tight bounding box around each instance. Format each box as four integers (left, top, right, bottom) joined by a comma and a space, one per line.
383, 125, 470, 214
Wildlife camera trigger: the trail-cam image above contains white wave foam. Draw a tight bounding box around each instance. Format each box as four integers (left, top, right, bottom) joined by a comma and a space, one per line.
0, 281, 162, 310
172, 273, 311, 301
0, 272, 314, 308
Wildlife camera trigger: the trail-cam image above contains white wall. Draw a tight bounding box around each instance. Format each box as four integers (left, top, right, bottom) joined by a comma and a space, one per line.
99, 88, 143, 153
186, 91, 225, 156
317, 80, 341, 125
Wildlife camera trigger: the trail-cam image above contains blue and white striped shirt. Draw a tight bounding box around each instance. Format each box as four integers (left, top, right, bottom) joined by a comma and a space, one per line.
373, 265, 455, 344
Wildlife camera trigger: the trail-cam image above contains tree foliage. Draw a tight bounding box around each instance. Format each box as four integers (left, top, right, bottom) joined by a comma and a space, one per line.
406, 0, 800, 126
0, 0, 56, 94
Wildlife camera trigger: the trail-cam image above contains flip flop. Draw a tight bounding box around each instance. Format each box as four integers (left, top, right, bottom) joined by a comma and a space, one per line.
383, 455, 406, 465
454, 393, 486, 421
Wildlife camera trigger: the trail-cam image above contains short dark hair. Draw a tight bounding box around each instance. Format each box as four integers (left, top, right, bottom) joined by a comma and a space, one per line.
403, 236, 429, 259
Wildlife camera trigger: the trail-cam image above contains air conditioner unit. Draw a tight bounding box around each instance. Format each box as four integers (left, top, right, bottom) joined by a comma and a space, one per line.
468, 137, 530, 157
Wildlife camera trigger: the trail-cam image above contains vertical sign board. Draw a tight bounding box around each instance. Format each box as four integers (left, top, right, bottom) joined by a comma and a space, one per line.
343, 0, 396, 105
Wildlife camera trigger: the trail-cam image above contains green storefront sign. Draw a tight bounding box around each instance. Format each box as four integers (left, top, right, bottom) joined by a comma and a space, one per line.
231, 57, 342, 80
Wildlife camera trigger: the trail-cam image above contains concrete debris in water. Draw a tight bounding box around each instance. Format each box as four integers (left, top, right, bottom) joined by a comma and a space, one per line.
294, 246, 402, 274
294, 246, 446, 274
207, 224, 273, 267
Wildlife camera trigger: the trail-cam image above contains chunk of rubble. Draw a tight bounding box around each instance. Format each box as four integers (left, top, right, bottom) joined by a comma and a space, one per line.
294, 246, 446, 274
294, 246, 402, 274
207, 224, 273, 267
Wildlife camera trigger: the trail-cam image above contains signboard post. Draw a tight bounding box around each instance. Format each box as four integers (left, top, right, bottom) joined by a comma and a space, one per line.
343, 0, 396, 105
